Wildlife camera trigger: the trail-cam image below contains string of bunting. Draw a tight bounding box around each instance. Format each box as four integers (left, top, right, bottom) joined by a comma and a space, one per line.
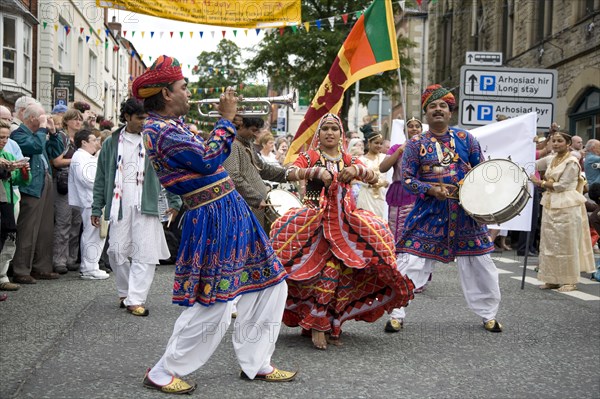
39, 1, 435, 64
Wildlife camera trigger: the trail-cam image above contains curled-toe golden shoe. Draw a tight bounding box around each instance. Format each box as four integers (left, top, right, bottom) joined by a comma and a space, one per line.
127, 305, 149, 317
240, 367, 298, 382
384, 318, 403, 333
143, 369, 197, 394
483, 319, 503, 333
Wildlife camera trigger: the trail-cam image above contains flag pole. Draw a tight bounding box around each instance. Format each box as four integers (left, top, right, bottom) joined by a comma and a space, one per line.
397, 67, 407, 123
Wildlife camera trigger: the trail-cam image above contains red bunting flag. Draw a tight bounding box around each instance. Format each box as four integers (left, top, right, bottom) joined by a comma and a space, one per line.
285, 0, 400, 164
342, 13, 349, 24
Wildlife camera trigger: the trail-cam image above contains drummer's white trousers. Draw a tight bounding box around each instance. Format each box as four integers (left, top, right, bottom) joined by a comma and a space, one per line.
390, 254, 501, 322
148, 281, 287, 385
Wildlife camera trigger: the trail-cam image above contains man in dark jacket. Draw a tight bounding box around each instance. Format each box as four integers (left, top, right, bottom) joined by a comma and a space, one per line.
10, 102, 64, 284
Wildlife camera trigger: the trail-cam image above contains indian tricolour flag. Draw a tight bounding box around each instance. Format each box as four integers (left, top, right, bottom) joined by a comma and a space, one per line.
285, 0, 400, 164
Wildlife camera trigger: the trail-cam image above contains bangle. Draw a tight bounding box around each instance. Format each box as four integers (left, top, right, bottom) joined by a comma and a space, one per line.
541, 181, 546, 188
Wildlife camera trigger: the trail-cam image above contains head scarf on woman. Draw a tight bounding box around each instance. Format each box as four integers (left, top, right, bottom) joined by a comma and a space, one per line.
309, 113, 348, 153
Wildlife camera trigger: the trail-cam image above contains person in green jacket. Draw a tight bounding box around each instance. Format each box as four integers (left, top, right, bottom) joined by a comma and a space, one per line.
10, 102, 64, 284
91, 98, 181, 317
0, 119, 32, 296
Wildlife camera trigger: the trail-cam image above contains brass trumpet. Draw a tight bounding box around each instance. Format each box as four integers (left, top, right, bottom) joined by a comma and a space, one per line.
191, 91, 297, 117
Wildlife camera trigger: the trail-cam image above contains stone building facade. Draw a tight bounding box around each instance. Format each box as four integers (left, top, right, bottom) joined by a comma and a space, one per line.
426, 0, 599, 140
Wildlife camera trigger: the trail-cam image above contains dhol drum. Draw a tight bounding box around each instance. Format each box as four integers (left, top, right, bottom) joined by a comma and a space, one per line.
459, 159, 531, 225
264, 189, 302, 225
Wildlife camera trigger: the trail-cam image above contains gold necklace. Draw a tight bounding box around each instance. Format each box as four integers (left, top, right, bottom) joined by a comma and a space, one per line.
550, 151, 569, 168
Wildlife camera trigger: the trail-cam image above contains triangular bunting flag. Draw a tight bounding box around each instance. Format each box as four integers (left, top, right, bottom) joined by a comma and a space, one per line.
149, 56, 152, 61
141, 31, 145, 38
105, 40, 108, 49
355, 11, 362, 19
200, 31, 204, 38
291, 25, 298, 34
255, 28, 260, 35
85, 35, 90, 43
233, 30, 237, 37
150, 31, 154, 38
221, 30, 226, 38
123, 31, 127, 37
79, 27, 84, 35
95, 39, 99, 46
342, 13, 349, 24
65, 26, 70, 35
211, 31, 215, 38
89, 27, 94, 34
43, 21, 47, 29
278, 27, 284, 36
316, 20, 322, 30
97, 28, 101, 35
189, 32, 193, 38
132, 31, 136, 37
54, 24, 58, 32
244, 29, 248, 36
160, 32, 164, 38
304, 22, 310, 32
131, 50, 136, 57
328, 16, 335, 29
105, 28, 110, 36
170, 32, 173, 38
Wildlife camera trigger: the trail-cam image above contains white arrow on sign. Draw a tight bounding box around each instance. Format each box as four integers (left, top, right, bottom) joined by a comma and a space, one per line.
462, 68, 556, 100
459, 99, 554, 129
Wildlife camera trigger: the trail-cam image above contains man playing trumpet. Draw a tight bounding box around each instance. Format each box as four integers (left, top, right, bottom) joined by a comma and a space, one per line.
133, 55, 296, 394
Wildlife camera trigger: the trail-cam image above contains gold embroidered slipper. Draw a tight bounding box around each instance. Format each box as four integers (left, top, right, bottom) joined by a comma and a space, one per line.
127, 305, 149, 317
142, 369, 197, 394
483, 319, 503, 333
240, 367, 298, 382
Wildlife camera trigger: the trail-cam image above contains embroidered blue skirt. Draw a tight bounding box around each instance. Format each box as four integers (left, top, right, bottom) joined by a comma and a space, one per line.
173, 190, 287, 307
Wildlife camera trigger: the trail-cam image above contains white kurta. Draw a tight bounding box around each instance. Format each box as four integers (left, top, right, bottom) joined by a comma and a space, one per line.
108, 132, 170, 265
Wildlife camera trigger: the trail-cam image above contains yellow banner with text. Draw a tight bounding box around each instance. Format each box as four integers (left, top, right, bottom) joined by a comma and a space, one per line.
97, 0, 301, 28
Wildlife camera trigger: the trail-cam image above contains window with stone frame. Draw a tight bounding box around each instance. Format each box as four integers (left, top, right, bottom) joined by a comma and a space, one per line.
2, 16, 16, 80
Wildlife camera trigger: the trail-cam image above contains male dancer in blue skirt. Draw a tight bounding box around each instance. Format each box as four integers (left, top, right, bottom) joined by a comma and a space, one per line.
134, 55, 296, 394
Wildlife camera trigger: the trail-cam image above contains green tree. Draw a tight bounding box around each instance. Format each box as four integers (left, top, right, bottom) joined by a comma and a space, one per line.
246, 0, 416, 128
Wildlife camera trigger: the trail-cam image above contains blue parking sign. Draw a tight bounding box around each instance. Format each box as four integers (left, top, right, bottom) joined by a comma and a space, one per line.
477, 105, 494, 121
479, 75, 496, 91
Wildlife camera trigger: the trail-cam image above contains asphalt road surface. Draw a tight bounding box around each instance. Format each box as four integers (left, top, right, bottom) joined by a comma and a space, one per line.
1, 251, 598, 398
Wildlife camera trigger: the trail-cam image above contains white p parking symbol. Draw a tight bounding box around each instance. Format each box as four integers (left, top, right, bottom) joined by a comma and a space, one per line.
480, 76, 496, 91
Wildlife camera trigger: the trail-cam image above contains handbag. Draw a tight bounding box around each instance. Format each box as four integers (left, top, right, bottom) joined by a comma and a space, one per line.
55, 168, 69, 195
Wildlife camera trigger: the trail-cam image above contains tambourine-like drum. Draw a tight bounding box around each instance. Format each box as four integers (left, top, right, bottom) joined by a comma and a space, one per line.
264, 189, 302, 225
459, 159, 531, 225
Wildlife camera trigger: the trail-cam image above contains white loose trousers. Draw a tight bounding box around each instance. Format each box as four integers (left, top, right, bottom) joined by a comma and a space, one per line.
148, 281, 287, 384
390, 254, 501, 322
79, 207, 106, 274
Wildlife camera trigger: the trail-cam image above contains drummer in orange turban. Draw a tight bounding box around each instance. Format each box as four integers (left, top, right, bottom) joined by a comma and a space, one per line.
132, 55, 184, 100
421, 84, 456, 112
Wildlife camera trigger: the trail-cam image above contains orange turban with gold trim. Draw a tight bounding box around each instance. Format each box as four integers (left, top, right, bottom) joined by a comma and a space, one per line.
421, 84, 456, 112
132, 55, 184, 99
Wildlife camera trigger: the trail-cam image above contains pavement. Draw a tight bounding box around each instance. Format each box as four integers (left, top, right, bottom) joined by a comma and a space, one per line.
1, 250, 599, 399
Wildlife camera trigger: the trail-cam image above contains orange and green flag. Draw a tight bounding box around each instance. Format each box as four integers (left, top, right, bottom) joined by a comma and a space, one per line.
285, 0, 399, 164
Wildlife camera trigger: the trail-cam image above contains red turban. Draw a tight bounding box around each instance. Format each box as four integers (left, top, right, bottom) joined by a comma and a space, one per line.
421, 84, 456, 112
132, 55, 184, 99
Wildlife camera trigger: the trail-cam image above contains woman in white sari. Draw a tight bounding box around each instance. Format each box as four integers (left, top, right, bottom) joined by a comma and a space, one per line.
531, 131, 595, 292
